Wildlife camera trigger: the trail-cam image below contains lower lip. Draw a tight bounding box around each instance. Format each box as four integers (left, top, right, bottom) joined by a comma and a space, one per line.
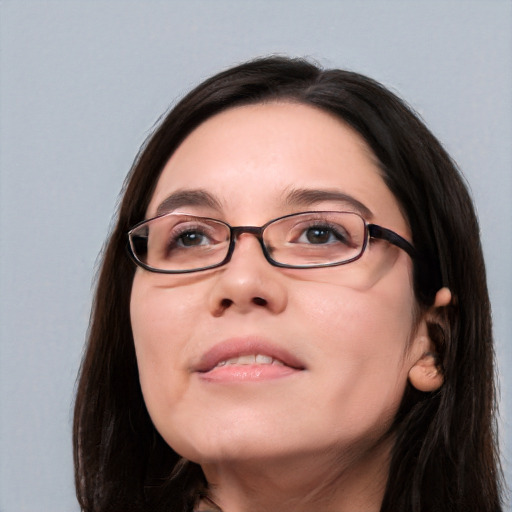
197, 364, 301, 383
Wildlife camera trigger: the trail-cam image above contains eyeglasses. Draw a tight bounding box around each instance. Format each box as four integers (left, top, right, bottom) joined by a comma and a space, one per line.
127, 211, 415, 274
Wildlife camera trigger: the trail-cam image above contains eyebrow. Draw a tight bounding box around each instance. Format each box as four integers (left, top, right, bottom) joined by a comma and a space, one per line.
154, 187, 373, 219
155, 189, 223, 216
284, 188, 373, 218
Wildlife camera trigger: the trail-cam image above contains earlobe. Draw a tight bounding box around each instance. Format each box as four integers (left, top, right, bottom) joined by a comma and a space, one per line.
408, 352, 444, 392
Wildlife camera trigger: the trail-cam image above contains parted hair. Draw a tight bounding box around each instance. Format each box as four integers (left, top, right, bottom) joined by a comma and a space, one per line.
73, 56, 503, 512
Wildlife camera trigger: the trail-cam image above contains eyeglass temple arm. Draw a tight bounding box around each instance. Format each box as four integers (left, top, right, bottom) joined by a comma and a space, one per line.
368, 224, 416, 258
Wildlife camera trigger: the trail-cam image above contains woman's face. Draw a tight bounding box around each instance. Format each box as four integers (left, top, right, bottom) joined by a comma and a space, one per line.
130, 103, 430, 469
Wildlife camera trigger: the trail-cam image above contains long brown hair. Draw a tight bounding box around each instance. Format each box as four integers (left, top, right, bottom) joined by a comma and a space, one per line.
73, 56, 503, 511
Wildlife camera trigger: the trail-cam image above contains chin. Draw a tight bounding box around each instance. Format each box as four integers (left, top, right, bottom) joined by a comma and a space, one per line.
158, 414, 305, 465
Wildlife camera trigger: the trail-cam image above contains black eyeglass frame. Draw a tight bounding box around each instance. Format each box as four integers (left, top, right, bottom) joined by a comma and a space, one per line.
126, 211, 416, 274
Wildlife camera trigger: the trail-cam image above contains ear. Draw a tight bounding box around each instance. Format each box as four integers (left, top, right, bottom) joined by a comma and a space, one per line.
408, 351, 444, 392
408, 287, 452, 392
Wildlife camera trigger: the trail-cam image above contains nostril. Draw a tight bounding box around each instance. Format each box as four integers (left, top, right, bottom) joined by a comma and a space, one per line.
220, 298, 233, 309
253, 297, 267, 306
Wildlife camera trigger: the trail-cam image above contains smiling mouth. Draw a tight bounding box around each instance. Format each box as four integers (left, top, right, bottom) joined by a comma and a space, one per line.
194, 339, 306, 382
213, 354, 286, 369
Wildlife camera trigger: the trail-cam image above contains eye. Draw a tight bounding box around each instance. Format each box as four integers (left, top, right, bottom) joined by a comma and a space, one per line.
296, 223, 350, 245
168, 223, 216, 249
174, 229, 210, 247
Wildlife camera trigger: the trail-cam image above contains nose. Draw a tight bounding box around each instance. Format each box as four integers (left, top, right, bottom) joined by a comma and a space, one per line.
207, 232, 288, 317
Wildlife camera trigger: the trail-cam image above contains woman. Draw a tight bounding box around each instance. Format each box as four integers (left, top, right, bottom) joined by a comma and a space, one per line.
73, 56, 503, 512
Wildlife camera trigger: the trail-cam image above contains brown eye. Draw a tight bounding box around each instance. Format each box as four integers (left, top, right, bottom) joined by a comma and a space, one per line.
305, 227, 337, 244
175, 230, 210, 247
298, 224, 350, 245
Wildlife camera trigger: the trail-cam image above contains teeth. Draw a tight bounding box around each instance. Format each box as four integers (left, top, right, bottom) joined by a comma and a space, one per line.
255, 354, 273, 364
235, 354, 256, 365
215, 354, 282, 367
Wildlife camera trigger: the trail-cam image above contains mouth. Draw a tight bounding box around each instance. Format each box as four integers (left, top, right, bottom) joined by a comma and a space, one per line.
193, 338, 306, 382
213, 353, 287, 368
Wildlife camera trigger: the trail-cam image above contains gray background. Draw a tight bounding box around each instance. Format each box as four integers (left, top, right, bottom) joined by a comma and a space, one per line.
1, 1, 510, 510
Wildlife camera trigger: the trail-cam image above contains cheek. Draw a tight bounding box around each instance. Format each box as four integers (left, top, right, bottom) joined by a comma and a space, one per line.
302, 269, 416, 354
130, 273, 205, 349
129, 274, 199, 418
298, 266, 416, 405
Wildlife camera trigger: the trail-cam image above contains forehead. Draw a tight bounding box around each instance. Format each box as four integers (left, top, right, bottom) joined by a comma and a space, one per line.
147, 103, 407, 232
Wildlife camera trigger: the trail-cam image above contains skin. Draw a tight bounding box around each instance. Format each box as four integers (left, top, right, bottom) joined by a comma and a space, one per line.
130, 103, 448, 512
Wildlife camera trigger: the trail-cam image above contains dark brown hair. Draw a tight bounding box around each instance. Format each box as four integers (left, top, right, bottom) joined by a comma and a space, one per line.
73, 56, 503, 512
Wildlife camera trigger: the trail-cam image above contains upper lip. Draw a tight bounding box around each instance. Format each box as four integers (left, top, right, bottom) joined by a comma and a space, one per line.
193, 337, 306, 373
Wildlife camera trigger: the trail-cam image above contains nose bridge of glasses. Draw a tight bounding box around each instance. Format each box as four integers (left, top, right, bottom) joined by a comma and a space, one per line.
231, 225, 265, 240
228, 225, 269, 258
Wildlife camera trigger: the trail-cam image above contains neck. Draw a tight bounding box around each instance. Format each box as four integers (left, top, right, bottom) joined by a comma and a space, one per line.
199, 437, 391, 512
